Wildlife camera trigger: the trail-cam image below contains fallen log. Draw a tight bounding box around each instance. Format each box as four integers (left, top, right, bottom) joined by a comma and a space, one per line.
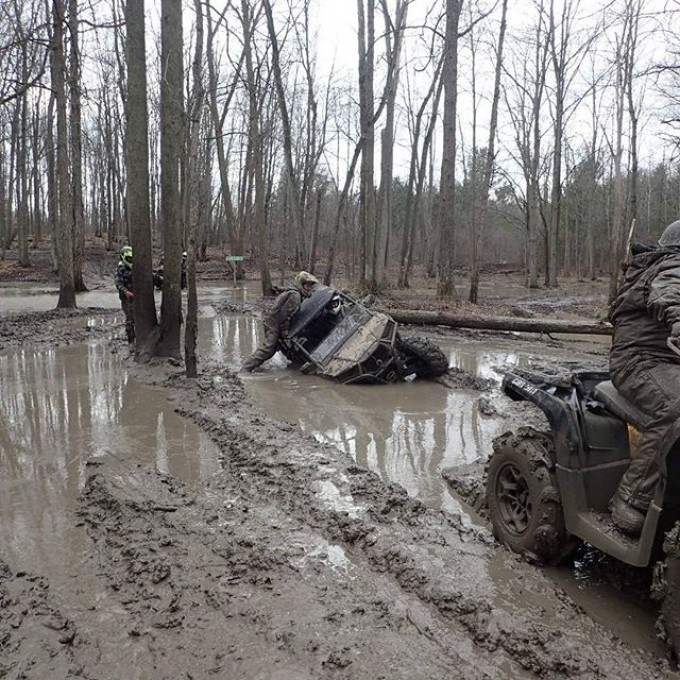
378, 308, 613, 336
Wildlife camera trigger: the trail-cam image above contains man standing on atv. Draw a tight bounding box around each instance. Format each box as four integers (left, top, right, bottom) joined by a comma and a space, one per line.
241, 271, 320, 372
609, 219, 680, 535
115, 245, 135, 343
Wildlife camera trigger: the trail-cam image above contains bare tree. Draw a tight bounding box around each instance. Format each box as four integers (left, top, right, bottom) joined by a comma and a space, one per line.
357, 0, 378, 291
545, 0, 596, 287
68, 0, 86, 291
241, 0, 273, 296
503, 3, 550, 288
437, 0, 464, 298
623, 0, 642, 231
51, 0, 76, 308
376, 0, 409, 285
125, 0, 158, 358
206, 2, 245, 276
185, 0, 205, 378
157, 0, 184, 357
398, 53, 444, 288
263, 0, 306, 266
468, 0, 507, 303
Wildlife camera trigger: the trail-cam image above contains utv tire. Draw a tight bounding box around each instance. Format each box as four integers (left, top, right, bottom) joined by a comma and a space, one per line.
398, 336, 449, 379
487, 429, 569, 563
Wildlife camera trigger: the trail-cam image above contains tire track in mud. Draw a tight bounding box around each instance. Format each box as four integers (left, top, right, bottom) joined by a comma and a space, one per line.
0, 560, 80, 678
117, 362, 672, 680
78, 439, 499, 678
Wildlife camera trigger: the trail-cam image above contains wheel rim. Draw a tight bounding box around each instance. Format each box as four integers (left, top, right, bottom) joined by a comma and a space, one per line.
495, 461, 532, 535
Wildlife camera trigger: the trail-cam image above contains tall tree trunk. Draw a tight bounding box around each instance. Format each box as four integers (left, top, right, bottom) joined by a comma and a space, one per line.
609, 39, 626, 304
263, 0, 306, 266
69, 0, 87, 291
437, 0, 463, 299
51, 0, 76, 308
126, 0, 158, 357
398, 57, 444, 288
184, 0, 205, 378
307, 188, 322, 273
32, 108, 42, 244
587, 86, 598, 281
158, 0, 184, 357
376, 0, 407, 285
17, 85, 30, 267
242, 0, 272, 296
358, 0, 377, 292
469, 0, 507, 303
625, 0, 641, 238
205, 10, 244, 275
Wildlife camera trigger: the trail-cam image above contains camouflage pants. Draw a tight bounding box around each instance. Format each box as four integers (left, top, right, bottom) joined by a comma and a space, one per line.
612, 360, 680, 511
242, 325, 280, 371
121, 296, 135, 340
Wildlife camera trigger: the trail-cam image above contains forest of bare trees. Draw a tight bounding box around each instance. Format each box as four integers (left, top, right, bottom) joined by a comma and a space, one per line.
2, 0, 680, 318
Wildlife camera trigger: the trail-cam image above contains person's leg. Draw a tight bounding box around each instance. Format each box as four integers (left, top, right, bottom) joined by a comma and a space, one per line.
242, 326, 279, 371
611, 362, 680, 532
122, 298, 135, 342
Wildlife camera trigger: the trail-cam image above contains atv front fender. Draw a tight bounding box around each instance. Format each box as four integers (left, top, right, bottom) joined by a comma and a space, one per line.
501, 373, 580, 446
503, 374, 564, 421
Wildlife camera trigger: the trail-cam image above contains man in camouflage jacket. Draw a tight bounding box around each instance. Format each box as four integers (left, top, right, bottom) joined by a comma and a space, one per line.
242, 271, 319, 372
115, 246, 135, 342
609, 219, 680, 534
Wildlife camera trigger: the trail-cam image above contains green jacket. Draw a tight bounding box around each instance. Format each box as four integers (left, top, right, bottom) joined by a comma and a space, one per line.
610, 248, 680, 374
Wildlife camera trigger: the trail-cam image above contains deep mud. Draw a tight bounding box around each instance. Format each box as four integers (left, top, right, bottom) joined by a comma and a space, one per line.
1, 272, 677, 679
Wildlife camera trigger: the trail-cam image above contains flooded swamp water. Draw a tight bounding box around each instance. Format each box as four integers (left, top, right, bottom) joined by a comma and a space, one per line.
0, 283, 668, 667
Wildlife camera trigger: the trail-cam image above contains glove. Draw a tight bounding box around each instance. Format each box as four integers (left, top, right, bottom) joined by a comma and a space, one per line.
672, 322, 680, 338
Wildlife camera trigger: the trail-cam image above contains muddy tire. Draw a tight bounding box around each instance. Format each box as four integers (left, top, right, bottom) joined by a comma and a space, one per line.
486, 429, 569, 563
397, 336, 449, 379
653, 523, 680, 659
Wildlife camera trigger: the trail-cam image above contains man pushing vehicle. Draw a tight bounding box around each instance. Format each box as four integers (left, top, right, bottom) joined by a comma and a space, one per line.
241, 271, 319, 372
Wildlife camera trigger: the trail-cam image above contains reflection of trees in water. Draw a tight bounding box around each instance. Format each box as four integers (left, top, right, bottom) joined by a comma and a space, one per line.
301, 383, 452, 501
447, 346, 523, 381
209, 315, 260, 367
0, 344, 217, 570
300, 381, 503, 507
0, 345, 122, 567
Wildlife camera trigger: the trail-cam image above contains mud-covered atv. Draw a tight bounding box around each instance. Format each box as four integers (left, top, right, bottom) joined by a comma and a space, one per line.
486, 368, 680, 656
278, 286, 449, 384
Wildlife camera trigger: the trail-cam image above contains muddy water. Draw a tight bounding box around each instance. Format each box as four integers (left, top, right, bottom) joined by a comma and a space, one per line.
0, 341, 220, 577
203, 313, 663, 656
0, 294, 663, 658
204, 314, 571, 510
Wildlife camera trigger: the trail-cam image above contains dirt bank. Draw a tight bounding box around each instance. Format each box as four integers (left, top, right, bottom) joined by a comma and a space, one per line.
1, 275, 675, 678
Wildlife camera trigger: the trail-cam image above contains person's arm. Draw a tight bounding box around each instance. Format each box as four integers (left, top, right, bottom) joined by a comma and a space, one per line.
115, 266, 134, 299
277, 291, 302, 334
648, 265, 680, 330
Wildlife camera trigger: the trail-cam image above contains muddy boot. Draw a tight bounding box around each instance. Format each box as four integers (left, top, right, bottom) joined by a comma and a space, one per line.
126, 325, 135, 343
610, 495, 645, 536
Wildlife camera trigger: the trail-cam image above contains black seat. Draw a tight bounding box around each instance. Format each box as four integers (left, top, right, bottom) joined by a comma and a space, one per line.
592, 381, 652, 429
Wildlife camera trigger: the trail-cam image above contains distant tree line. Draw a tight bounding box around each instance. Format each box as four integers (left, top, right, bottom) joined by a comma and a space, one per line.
1, 0, 680, 326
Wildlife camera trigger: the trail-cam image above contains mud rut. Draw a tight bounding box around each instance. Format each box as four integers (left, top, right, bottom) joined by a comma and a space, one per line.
0, 309, 676, 679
